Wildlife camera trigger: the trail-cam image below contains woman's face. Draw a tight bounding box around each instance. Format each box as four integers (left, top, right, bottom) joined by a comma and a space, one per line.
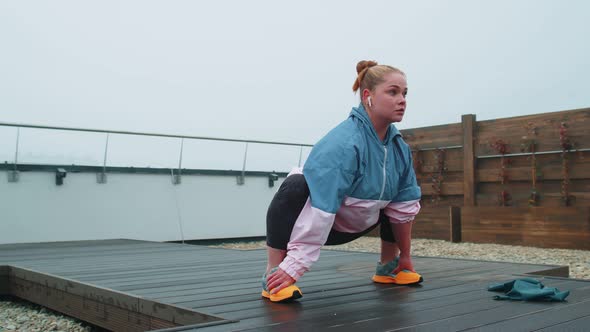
365, 72, 408, 123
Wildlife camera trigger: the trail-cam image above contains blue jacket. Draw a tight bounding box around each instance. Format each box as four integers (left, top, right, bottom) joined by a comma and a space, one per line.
279, 104, 422, 280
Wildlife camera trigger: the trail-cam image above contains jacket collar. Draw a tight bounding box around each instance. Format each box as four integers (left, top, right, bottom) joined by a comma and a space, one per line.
350, 103, 401, 143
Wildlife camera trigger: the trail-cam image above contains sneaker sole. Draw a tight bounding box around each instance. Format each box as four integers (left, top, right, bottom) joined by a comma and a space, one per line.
261, 285, 303, 302
372, 273, 424, 285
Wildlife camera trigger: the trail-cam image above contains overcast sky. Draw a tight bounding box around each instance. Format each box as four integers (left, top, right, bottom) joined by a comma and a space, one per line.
1, 0, 589, 170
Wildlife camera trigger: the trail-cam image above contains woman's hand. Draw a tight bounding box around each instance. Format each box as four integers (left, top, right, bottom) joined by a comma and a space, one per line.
393, 255, 415, 274
266, 268, 295, 294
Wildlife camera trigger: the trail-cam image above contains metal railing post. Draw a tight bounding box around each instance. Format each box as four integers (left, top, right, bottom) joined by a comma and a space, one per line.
172, 138, 184, 185
237, 142, 248, 185
97, 133, 109, 184
7, 128, 20, 182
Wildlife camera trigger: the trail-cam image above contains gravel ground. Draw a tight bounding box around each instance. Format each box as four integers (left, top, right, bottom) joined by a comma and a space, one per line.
1, 238, 588, 331
0, 297, 96, 332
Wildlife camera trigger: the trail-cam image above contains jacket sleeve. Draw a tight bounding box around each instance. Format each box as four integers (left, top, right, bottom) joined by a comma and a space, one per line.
385, 143, 421, 223
278, 135, 358, 280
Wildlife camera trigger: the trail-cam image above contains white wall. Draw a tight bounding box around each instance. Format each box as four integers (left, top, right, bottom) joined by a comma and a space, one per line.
0, 171, 283, 244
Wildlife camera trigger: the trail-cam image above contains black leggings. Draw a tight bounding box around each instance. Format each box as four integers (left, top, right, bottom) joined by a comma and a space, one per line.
266, 174, 396, 250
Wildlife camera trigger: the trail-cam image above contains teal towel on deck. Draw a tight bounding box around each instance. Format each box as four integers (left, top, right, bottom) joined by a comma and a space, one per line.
487, 278, 569, 301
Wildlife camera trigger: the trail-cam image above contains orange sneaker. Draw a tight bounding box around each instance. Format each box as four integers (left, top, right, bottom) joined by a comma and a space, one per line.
372, 258, 423, 285
261, 268, 303, 302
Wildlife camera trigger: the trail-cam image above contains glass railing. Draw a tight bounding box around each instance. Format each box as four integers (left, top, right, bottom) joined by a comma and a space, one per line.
0, 121, 314, 184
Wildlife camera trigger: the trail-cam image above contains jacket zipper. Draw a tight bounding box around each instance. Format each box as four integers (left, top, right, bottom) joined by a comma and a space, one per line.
379, 145, 387, 200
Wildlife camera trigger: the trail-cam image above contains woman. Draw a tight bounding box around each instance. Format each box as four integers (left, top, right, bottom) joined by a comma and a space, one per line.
262, 60, 422, 302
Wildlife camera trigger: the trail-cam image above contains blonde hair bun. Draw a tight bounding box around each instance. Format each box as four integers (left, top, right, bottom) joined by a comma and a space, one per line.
352, 60, 403, 93
356, 60, 378, 75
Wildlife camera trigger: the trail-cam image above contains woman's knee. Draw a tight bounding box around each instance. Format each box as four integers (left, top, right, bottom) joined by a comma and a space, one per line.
278, 174, 309, 198
266, 174, 310, 250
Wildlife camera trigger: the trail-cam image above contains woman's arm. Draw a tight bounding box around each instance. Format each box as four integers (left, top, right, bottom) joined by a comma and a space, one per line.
392, 221, 415, 273
389, 142, 422, 273
269, 130, 360, 292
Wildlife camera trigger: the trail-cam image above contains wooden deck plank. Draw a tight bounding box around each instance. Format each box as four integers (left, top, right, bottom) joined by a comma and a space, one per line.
294, 290, 587, 331
209, 281, 496, 326
193, 279, 583, 331
219, 278, 578, 319
103, 257, 545, 298
402, 280, 590, 331
173, 264, 521, 309
465, 295, 590, 331
0, 239, 587, 332
69, 254, 432, 285
198, 278, 485, 315
148, 260, 478, 302
536, 314, 590, 332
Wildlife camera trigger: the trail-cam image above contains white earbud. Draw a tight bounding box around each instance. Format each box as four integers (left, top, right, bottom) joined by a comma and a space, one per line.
367, 96, 372, 108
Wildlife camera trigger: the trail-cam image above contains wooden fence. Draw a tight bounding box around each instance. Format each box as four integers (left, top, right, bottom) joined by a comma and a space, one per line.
396, 107, 590, 250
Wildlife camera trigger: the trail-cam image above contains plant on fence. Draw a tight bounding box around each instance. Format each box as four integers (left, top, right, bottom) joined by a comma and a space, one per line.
431, 148, 446, 204
499, 190, 512, 207
521, 122, 541, 206
490, 139, 511, 206
559, 122, 575, 206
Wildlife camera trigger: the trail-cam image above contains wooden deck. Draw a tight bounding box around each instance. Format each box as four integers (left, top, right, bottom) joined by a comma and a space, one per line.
1, 239, 589, 331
